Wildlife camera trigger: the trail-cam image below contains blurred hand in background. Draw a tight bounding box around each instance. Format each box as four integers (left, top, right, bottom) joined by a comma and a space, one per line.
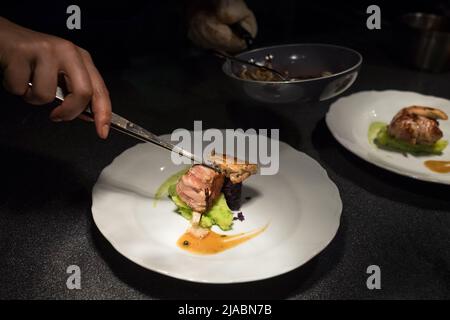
188, 0, 257, 53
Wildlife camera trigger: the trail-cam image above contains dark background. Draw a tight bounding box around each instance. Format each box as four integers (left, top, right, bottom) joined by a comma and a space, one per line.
0, 1, 449, 299
2, 0, 450, 67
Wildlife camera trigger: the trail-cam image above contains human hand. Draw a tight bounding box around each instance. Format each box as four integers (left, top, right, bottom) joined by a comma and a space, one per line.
188, 0, 257, 53
0, 17, 111, 139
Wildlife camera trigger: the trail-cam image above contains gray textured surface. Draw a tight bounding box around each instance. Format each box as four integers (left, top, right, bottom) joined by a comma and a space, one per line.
0, 52, 449, 299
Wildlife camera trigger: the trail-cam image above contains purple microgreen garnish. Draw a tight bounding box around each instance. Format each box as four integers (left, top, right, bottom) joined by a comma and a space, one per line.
233, 211, 245, 221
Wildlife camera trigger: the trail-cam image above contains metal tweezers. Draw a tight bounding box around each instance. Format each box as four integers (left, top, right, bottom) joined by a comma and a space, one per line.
53, 86, 220, 171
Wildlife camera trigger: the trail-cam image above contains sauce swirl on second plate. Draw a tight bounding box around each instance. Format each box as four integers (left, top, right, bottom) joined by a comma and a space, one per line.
424, 160, 450, 173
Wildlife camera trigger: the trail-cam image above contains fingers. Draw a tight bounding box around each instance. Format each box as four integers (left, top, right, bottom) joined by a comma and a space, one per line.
49, 42, 92, 122
79, 49, 111, 139
77, 113, 95, 122
189, 12, 246, 52
216, 0, 257, 38
188, 12, 219, 49
216, 0, 251, 24
0, 19, 111, 139
239, 10, 257, 38
208, 23, 247, 52
188, 0, 257, 52
2, 57, 32, 96
24, 55, 58, 105
204, 16, 247, 52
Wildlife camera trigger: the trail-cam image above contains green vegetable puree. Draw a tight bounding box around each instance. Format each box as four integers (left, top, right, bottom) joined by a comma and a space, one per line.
153, 167, 189, 207
154, 166, 234, 231
368, 122, 448, 155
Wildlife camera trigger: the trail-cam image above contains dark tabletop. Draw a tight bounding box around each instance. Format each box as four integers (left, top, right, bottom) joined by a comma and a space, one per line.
1, 33, 450, 299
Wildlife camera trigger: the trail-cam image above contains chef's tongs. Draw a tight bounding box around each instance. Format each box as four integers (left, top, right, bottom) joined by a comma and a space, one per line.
53, 86, 220, 171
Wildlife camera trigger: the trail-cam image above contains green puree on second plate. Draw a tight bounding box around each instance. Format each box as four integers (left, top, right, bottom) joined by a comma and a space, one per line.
368, 122, 448, 155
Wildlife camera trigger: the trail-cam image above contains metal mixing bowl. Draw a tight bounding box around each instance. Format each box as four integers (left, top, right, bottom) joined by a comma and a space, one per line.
222, 43, 362, 104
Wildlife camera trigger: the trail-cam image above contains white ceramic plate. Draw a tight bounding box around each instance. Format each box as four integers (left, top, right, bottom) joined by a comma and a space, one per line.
326, 90, 450, 184
92, 134, 342, 283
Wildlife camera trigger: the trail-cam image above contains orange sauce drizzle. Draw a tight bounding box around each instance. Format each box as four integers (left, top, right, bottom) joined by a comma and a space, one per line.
177, 225, 267, 255
424, 160, 450, 173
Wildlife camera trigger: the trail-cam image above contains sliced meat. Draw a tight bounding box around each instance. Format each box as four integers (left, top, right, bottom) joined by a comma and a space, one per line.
176, 165, 224, 213
388, 106, 448, 145
209, 153, 258, 184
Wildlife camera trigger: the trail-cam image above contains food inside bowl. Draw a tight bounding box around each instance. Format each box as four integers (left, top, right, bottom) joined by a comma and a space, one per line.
237, 54, 332, 81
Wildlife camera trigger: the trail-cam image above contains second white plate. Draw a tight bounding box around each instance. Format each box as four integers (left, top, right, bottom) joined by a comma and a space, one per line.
326, 90, 450, 184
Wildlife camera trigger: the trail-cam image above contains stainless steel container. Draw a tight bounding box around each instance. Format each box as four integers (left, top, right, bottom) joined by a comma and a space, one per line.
399, 13, 450, 72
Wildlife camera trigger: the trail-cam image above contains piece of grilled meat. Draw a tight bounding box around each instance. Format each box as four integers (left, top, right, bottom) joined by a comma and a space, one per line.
388, 106, 448, 145
176, 165, 224, 213
209, 153, 258, 184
